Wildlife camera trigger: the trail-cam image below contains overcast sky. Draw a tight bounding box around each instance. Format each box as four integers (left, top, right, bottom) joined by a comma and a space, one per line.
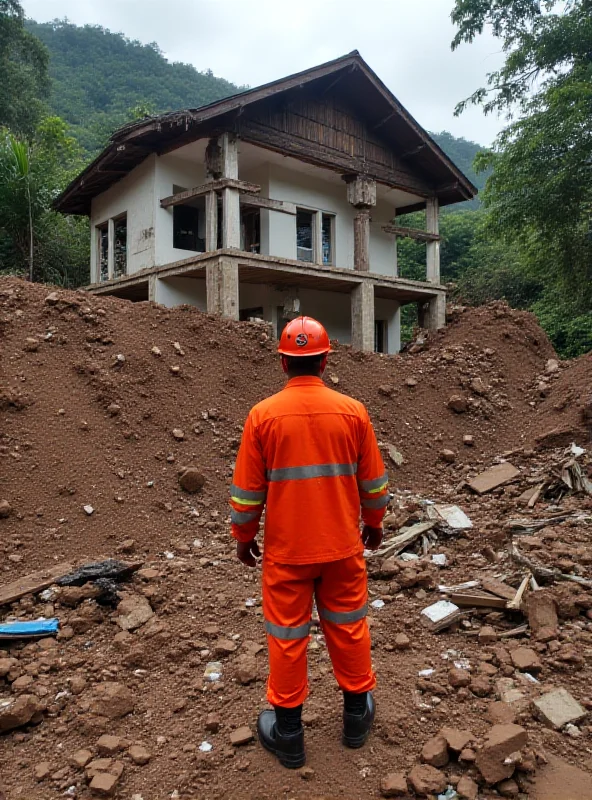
21, 0, 506, 147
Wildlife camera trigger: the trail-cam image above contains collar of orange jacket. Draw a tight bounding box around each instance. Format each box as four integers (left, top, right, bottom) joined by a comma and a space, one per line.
285, 376, 325, 389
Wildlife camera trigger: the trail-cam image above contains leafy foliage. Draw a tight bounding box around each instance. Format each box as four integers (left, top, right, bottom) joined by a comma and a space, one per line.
0, 0, 49, 135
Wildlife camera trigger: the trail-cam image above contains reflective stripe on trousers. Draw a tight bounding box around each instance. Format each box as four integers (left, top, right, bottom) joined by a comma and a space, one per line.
264, 601, 368, 639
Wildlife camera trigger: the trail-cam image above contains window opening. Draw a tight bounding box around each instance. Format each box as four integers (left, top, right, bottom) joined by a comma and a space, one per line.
296, 210, 314, 263
97, 223, 109, 282
173, 187, 205, 252
241, 208, 261, 253
322, 214, 334, 265
113, 216, 127, 278
240, 306, 264, 322
375, 320, 387, 354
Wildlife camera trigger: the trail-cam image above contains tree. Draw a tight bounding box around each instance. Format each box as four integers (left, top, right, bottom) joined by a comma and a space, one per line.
451, 0, 592, 356
0, 0, 49, 135
0, 116, 89, 286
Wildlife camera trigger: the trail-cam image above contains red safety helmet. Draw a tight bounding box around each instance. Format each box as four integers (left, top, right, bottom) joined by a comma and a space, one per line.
277, 316, 331, 357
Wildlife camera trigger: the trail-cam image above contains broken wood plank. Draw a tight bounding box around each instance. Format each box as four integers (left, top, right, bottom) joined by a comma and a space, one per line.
481, 578, 517, 602
382, 224, 441, 243
448, 590, 508, 610
369, 521, 436, 559
527, 483, 546, 509
239, 194, 297, 215
438, 580, 480, 593
499, 624, 529, 639
160, 178, 260, 208
0, 563, 73, 607
507, 573, 531, 611
467, 462, 521, 494
510, 544, 592, 589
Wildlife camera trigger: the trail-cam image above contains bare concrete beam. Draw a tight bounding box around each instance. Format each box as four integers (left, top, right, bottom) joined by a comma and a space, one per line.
351, 282, 374, 351
205, 190, 218, 251
353, 209, 371, 272
426, 197, 440, 283
160, 178, 260, 209
206, 258, 239, 319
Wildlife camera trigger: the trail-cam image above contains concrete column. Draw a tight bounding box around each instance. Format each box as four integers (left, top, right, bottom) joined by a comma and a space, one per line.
418, 292, 446, 331
107, 218, 115, 280
220, 132, 239, 180
222, 187, 241, 249
426, 197, 440, 283
206, 257, 239, 320
351, 282, 375, 352
205, 190, 218, 251
148, 275, 157, 303
353, 209, 371, 272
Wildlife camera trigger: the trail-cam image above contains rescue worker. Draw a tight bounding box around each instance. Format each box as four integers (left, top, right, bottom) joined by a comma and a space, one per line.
229, 316, 389, 769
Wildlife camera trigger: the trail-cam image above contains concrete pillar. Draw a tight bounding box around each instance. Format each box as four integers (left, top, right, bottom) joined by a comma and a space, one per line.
353, 209, 371, 272
206, 257, 239, 320
418, 292, 446, 331
426, 197, 440, 283
148, 275, 157, 303
205, 190, 218, 251
351, 282, 375, 351
107, 218, 115, 280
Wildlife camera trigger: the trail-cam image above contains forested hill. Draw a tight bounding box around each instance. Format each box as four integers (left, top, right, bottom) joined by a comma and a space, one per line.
26, 19, 486, 194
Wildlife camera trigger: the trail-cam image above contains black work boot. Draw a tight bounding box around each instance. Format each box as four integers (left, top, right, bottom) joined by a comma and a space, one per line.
257, 705, 305, 769
343, 690, 375, 748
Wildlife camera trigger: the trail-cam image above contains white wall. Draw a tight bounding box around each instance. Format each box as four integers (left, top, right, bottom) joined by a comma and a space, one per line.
375, 297, 401, 354
154, 154, 208, 267
154, 276, 207, 310
90, 154, 157, 281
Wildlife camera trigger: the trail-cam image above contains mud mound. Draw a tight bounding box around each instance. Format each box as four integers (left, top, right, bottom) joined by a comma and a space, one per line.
2, 277, 592, 800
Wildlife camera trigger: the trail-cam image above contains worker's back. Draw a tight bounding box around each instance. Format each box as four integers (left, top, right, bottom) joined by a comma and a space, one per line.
233, 375, 386, 565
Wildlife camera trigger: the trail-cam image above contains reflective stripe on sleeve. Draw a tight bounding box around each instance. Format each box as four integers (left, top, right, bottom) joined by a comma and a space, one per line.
318, 602, 368, 625
230, 508, 261, 525
264, 620, 311, 640
267, 462, 357, 483
230, 485, 266, 505
359, 472, 389, 494
361, 494, 391, 510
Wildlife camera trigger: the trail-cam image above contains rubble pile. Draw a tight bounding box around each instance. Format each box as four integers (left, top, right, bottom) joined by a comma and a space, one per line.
0, 277, 591, 799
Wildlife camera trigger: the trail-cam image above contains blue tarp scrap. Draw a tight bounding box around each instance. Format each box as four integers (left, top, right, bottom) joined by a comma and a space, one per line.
0, 618, 59, 639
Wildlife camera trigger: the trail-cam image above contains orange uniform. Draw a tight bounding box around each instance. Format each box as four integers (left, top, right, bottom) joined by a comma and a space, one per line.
230, 376, 389, 707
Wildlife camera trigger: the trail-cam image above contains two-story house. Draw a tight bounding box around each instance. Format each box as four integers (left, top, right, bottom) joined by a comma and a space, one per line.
54, 51, 477, 353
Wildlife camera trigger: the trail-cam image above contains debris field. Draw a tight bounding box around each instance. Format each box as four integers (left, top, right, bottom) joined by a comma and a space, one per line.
0, 276, 591, 799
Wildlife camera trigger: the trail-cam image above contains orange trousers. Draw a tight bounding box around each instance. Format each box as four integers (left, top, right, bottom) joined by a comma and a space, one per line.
262, 553, 376, 708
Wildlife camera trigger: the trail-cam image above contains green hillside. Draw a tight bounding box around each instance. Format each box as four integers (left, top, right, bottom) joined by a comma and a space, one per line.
26, 18, 485, 198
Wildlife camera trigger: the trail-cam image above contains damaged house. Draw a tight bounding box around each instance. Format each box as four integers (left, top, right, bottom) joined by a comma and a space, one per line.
54, 51, 477, 353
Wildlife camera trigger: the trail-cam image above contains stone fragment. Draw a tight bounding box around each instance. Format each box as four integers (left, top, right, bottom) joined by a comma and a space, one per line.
301, 710, 320, 727
488, 701, 517, 725
24, 337, 39, 352
394, 633, 411, 650
205, 712, 220, 733
0, 499, 12, 518
60, 584, 101, 606
34, 761, 51, 781
234, 653, 258, 685
407, 764, 447, 796
378, 385, 393, 397
525, 592, 558, 641
214, 639, 238, 657
97, 735, 124, 755
377, 557, 400, 579
456, 775, 478, 799
230, 726, 254, 746
498, 778, 520, 797
178, 467, 205, 493
116, 594, 153, 632
90, 682, 134, 719
448, 668, 471, 689
89, 772, 120, 796
440, 449, 456, 464
298, 766, 315, 780
71, 749, 93, 768
463, 435, 475, 447
128, 745, 151, 765
478, 626, 498, 644
421, 735, 449, 767
510, 647, 542, 673
45, 291, 59, 305
546, 359, 560, 375
469, 675, 492, 697
0, 694, 42, 733
380, 772, 408, 797
475, 724, 528, 785
470, 377, 488, 396
532, 688, 587, 730
467, 462, 520, 494
439, 726, 473, 753
459, 748, 476, 763
448, 395, 468, 414
172, 428, 184, 441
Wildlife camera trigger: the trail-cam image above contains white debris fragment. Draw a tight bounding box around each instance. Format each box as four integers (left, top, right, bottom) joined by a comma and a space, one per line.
40, 589, 55, 601
83, 505, 94, 516
199, 741, 213, 752
400, 552, 420, 562
204, 661, 223, 682
371, 599, 385, 609
164, 551, 175, 560
428, 504, 473, 530
421, 600, 460, 625
431, 554, 447, 566
418, 669, 435, 677
570, 443, 585, 457
245, 598, 257, 608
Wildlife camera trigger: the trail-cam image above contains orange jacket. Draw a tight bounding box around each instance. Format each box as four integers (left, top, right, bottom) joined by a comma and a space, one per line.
230, 376, 389, 565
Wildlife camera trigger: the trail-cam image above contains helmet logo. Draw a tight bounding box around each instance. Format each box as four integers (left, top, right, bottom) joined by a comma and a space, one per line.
295, 333, 308, 347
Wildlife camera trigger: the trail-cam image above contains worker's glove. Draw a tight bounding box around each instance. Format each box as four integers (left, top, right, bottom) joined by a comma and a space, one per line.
236, 539, 261, 568
362, 525, 383, 552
